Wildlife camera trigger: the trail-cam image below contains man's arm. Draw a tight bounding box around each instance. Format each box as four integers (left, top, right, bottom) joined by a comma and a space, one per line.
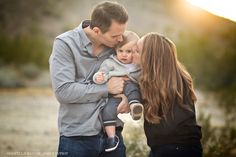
49, 39, 126, 104
49, 39, 108, 104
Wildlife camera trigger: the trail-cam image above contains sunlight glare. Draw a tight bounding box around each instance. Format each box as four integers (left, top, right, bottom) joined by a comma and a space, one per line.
186, 0, 236, 22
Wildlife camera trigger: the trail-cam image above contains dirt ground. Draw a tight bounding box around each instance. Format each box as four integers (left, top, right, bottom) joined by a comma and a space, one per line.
0, 88, 227, 157
0, 88, 60, 157
0, 88, 144, 157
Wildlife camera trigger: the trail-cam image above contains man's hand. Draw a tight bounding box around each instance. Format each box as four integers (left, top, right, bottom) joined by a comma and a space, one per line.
114, 94, 130, 114
107, 77, 129, 94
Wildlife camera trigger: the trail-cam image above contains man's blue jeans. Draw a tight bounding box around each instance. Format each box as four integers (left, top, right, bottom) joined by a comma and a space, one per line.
57, 128, 126, 157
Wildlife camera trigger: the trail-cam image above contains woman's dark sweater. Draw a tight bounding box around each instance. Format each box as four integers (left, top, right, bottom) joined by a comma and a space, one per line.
144, 102, 202, 149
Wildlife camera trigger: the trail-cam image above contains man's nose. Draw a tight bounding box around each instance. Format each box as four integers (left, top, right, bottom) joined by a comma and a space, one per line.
117, 35, 123, 42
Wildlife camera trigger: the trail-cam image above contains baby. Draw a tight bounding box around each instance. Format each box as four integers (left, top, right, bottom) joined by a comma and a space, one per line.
93, 31, 143, 152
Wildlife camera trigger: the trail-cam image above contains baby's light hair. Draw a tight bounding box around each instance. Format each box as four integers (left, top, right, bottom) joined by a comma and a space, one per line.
116, 30, 140, 49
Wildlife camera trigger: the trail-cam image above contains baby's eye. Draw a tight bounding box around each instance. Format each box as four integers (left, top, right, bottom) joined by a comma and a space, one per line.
126, 50, 132, 53
118, 49, 123, 53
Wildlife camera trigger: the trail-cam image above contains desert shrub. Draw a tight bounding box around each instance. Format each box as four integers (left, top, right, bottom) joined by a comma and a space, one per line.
0, 34, 50, 69
199, 113, 236, 157
0, 66, 25, 88
20, 63, 41, 80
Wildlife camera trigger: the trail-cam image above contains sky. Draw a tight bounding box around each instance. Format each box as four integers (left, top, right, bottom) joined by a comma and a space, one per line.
186, 0, 236, 22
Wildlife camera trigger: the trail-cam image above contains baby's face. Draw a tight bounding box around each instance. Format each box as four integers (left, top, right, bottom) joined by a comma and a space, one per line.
116, 41, 136, 64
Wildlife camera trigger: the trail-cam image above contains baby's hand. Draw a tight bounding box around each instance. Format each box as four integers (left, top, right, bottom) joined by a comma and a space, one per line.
95, 72, 105, 84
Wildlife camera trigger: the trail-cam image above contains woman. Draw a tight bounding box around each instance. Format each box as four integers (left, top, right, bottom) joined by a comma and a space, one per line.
132, 32, 202, 157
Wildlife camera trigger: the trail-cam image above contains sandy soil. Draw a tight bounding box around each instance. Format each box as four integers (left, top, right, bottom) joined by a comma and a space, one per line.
0, 88, 227, 157
0, 88, 59, 157
0, 88, 145, 157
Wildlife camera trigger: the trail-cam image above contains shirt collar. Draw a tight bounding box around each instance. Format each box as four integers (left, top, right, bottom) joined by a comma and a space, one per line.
75, 20, 114, 57
76, 20, 91, 47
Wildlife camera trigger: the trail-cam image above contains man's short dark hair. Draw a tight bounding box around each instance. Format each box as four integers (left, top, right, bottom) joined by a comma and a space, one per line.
90, 1, 128, 33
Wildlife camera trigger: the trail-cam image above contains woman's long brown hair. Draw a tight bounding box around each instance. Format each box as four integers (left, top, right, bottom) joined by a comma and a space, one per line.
139, 33, 197, 124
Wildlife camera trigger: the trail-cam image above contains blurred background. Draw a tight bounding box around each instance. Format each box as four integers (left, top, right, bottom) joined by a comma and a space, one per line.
0, 0, 235, 156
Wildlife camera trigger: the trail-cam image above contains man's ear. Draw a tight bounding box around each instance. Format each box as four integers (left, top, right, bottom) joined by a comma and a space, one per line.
93, 27, 101, 35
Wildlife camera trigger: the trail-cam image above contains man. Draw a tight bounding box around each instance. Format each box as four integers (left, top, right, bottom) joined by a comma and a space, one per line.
49, 1, 129, 157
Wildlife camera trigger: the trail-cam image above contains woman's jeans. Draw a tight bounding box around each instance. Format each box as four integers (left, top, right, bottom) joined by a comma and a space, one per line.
57, 128, 126, 157
149, 144, 202, 157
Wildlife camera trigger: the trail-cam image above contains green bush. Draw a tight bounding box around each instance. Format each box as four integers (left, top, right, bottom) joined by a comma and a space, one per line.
199, 113, 236, 157
0, 34, 50, 69
0, 64, 42, 88
20, 63, 41, 80
176, 29, 236, 92
0, 66, 25, 88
